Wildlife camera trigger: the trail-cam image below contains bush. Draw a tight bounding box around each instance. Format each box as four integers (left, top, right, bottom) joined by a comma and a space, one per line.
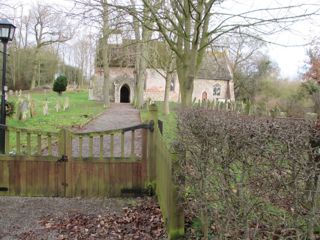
175, 108, 320, 239
0, 101, 15, 117
53, 75, 68, 95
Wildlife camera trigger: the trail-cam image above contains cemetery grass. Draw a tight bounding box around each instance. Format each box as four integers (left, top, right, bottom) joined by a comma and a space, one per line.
8, 90, 104, 132
6, 90, 104, 154
140, 101, 178, 145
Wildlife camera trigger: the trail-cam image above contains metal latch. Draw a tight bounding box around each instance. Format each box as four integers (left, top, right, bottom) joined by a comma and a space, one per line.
57, 155, 68, 163
0, 187, 8, 192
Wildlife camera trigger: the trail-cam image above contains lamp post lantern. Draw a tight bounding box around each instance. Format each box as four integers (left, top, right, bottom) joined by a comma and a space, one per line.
0, 19, 16, 154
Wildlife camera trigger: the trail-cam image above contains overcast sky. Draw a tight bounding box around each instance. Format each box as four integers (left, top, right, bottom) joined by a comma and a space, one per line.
8, 0, 320, 80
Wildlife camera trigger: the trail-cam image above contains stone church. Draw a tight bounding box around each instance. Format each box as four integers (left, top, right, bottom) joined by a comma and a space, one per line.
89, 35, 235, 103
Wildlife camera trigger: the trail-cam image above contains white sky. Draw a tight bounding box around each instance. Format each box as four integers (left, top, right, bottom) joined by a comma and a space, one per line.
6, 0, 320, 80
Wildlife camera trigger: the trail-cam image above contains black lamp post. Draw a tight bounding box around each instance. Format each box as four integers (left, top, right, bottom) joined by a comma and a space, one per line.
0, 19, 16, 154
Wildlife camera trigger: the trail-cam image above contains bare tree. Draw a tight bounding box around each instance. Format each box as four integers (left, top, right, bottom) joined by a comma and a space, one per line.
71, 0, 118, 107
148, 42, 176, 115
129, 0, 157, 108
29, 3, 72, 89
73, 35, 92, 88
215, 33, 265, 100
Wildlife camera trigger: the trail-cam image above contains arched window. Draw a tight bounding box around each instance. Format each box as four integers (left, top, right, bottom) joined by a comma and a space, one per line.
213, 84, 221, 96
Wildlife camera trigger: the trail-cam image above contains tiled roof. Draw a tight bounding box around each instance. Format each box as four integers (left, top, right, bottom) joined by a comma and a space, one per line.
196, 53, 232, 81
105, 40, 232, 81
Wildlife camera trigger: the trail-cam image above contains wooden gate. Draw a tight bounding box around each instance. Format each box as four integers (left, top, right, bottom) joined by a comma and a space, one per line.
0, 122, 153, 197
0, 105, 185, 239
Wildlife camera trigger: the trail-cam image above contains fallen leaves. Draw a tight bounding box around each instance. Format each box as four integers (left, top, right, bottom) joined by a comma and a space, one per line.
39, 197, 166, 240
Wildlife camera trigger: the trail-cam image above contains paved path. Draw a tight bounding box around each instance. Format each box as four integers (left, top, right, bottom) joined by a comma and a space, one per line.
74, 103, 143, 158
77, 103, 142, 132
47, 104, 144, 158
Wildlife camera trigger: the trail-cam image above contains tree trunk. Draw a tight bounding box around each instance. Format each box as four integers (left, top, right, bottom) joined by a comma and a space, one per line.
163, 73, 171, 115
30, 48, 39, 89
134, 29, 151, 109
178, 67, 194, 107
176, 53, 196, 107
134, 39, 147, 108
102, 1, 110, 108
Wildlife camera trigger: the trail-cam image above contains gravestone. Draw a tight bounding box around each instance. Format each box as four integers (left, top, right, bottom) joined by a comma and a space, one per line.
20, 100, 30, 120
43, 100, 49, 116
55, 100, 60, 112
63, 97, 69, 111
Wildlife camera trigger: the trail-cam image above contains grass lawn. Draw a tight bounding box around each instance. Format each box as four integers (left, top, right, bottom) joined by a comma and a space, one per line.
140, 101, 178, 145
4, 90, 105, 154
7, 90, 105, 132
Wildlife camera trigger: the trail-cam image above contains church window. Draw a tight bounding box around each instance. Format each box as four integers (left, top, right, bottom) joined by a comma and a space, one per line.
213, 84, 221, 96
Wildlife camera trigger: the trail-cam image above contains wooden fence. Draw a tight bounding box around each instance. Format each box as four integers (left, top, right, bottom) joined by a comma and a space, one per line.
148, 105, 184, 240
0, 105, 184, 239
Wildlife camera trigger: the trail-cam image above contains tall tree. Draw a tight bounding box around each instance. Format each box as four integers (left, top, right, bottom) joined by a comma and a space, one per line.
113, 0, 319, 107
218, 33, 265, 101
129, 0, 156, 108
148, 41, 176, 115
29, 3, 72, 89
72, 0, 116, 107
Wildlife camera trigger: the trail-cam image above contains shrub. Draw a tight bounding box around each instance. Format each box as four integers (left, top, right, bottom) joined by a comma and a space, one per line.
0, 101, 15, 117
175, 108, 320, 239
53, 75, 68, 95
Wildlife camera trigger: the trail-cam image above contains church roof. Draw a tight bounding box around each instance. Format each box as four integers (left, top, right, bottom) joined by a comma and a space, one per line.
100, 39, 233, 81
196, 53, 232, 81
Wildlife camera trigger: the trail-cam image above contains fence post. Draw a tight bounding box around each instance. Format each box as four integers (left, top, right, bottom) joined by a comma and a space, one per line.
148, 104, 158, 183
58, 128, 72, 160
168, 152, 185, 239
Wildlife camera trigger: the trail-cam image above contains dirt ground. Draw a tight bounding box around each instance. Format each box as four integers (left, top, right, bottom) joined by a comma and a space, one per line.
0, 196, 132, 239
0, 196, 165, 240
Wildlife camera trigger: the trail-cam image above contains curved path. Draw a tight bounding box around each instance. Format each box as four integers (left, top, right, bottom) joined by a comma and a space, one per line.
47, 103, 144, 158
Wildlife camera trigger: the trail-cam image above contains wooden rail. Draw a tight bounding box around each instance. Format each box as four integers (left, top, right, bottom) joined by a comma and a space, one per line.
2, 126, 59, 157
69, 123, 152, 159
0, 122, 153, 160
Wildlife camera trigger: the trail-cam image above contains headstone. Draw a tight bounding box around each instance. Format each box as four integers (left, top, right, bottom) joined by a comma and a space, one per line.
63, 97, 69, 111
43, 100, 49, 116
20, 100, 30, 120
55, 100, 60, 112
30, 100, 36, 117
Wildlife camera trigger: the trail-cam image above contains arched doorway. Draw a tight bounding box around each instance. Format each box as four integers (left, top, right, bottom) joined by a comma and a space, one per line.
120, 84, 130, 103
202, 91, 208, 101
